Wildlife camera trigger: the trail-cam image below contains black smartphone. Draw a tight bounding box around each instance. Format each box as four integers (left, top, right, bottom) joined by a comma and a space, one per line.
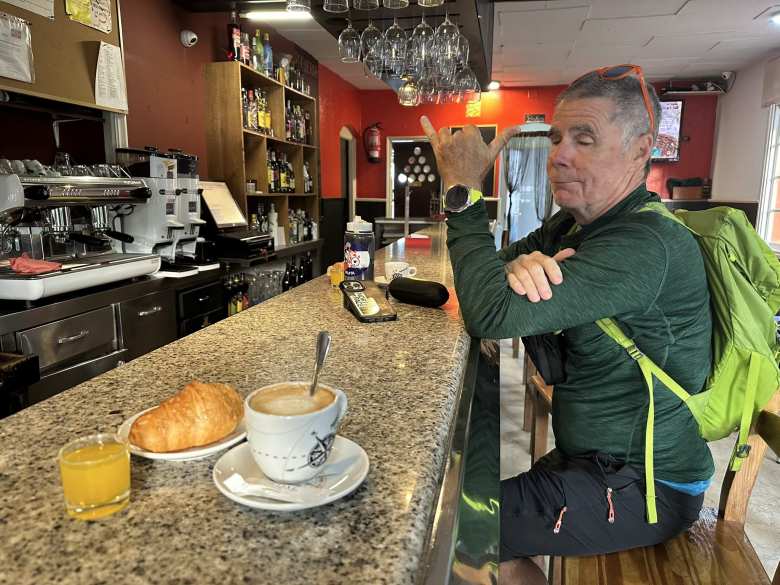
339, 280, 398, 323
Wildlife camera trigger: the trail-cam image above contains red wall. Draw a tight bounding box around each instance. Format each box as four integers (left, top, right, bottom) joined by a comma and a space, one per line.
318, 65, 362, 199
122, 1, 230, 173
318, 77, 718, 199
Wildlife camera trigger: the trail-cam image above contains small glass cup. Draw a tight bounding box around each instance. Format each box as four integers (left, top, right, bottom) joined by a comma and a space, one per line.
58, 433, 130, 520
323, 0, 348, 13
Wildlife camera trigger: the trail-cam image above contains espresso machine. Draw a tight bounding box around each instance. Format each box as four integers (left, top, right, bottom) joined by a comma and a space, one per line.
116, 148, 212, 276
0, 173, 161, 301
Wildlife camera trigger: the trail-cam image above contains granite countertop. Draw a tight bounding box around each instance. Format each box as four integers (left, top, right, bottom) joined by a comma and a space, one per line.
0, 224, 473, 585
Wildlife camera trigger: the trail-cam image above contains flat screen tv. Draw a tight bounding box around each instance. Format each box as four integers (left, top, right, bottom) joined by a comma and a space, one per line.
652, 100, 683, 162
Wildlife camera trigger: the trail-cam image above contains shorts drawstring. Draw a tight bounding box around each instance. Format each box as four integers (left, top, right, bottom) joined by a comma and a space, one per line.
606, 487, 615, 524
553, 506, 567, 534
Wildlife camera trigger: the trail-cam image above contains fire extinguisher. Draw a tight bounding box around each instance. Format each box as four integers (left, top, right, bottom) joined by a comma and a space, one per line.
363, 123, 382, 164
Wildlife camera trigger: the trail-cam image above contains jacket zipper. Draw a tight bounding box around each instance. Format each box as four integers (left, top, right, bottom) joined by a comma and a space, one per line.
606, 487, 615, 524
553, 506, 567, 534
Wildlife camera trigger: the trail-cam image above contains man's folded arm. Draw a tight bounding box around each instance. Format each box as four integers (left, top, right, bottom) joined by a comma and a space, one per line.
447, 202, 667, 339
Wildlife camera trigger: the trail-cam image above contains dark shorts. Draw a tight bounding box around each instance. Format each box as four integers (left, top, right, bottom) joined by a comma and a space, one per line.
500, 450, 703, 562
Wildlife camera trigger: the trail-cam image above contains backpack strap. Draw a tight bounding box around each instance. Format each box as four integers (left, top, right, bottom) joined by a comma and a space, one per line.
730, 352, 760, 471
595, 317, 693, 524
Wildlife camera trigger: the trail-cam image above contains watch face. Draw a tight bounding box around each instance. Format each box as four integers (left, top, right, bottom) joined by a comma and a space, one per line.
445, 185, 470, 210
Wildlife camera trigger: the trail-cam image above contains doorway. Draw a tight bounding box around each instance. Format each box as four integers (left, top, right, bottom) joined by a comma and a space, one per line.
320, 127, 357, 270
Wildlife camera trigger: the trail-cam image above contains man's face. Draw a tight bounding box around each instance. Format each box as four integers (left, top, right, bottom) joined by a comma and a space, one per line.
547, 96, 647, 222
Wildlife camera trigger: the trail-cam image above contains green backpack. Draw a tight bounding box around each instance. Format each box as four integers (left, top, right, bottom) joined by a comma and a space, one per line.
596, 202, 780, 524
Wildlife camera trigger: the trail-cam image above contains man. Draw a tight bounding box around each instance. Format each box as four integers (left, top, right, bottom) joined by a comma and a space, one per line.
421, 66, 714, 585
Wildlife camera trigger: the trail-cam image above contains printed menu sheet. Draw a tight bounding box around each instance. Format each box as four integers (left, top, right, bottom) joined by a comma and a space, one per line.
94, 41, 126, 110
66, 0, 111, 34
3, 0, 53, 19
0, 12, 34, 83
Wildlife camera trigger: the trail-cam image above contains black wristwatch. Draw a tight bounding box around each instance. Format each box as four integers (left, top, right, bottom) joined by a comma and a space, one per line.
443, 184, 483, 213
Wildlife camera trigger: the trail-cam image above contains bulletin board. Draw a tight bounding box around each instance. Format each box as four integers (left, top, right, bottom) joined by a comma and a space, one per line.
0, 0, 124, 112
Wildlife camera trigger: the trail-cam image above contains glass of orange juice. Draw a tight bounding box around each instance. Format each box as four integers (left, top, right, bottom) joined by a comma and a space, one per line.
327, 262, 345, 287
58, 433, 130, 520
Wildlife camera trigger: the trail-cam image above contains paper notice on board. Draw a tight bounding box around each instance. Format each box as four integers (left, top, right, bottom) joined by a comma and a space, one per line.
66, 0, 111, 34
0, 13, 34, 83
95, 41, 127, 110
3, 0, 53, 19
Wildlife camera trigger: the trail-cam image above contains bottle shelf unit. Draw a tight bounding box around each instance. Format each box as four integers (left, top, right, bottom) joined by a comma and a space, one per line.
206, 60, 319, 232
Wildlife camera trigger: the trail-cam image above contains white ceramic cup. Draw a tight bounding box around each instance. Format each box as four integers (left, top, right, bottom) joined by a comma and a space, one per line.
384, 261, 417, 281
244, 382, 348, 484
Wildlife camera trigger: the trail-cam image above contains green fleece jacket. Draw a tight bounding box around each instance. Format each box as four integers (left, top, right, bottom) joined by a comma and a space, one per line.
446, 184, 714, 482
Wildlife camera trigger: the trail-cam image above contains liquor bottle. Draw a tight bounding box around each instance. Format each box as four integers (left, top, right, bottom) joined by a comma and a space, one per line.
252, 30, 263, 71
266, 151, 274, 192
268, 202, 278, 237
279, 153, 288, 193
227, 9, 241, 61
288, 156, 296, 192
285, 101, 293, 141
247, 89, 258, 130
298, 257, 305, 284
282, 263, 291, 291
263, 91, 272, 135
240, 32, 251, 65
304, 251, 313, 280
241, 88, 249, 128
304, 213, 313, 241
263, 33, 273, 77
304, 111, 312, 144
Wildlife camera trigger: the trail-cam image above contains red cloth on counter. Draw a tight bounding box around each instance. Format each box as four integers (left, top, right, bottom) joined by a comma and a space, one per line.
8, 253, 62, 274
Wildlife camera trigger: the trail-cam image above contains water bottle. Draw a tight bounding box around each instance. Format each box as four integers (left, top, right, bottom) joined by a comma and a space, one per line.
344, 216, 374, 281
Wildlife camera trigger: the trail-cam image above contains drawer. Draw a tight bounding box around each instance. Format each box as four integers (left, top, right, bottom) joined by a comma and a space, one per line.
178, 282, 223, 319
15, 306, 118, 372
120, 290, 177, 360
179, 308, 224, 338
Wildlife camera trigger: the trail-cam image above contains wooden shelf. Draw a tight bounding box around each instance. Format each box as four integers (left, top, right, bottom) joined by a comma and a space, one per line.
284, 84, 315, 101
206, 60, 320, 229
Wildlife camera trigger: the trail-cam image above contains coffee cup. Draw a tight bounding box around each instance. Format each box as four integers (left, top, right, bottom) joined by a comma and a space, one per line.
244, 382, 348, 483
384, 261, 417, 281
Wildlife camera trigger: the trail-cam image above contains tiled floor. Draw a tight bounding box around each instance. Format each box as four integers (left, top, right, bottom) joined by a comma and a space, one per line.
499, 339, 780, 579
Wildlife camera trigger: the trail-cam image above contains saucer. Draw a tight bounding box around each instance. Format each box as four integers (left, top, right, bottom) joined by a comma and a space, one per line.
117, 408, 247, 461
213, 436, 369, 512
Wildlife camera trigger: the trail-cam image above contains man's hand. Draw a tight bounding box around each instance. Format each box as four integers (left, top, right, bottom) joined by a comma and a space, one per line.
506, 248, 576, 302
420, 116, 523, 190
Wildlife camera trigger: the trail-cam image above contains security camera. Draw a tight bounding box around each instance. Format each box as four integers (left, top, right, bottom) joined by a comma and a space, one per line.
721, 71, 734, 80
180, 30, 198, 48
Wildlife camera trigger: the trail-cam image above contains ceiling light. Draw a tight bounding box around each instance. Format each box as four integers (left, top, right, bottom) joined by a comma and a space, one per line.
244, 10, 313, 21
771, 11, 780, 25
487, 80, 500, 91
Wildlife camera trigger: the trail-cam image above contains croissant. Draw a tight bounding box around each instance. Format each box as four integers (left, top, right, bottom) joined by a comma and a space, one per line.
129, 381, 243, 452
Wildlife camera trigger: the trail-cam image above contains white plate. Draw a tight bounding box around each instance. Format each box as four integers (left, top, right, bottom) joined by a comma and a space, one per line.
213, 436, 369, 512
117, 408, 247, 461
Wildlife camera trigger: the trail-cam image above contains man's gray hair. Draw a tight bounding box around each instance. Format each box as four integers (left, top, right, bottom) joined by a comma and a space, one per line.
556, 70, 662, 148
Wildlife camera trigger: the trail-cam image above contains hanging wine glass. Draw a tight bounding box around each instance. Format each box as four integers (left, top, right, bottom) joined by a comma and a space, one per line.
286, 0, 311, 12
383, 0, 409, 8
455, 66, 481, 103
433, 14, 460, 87
418, 72, 437, 104
385, 17, 407, 79
360, 20, 382, 63
398, 79, 420, 107
418, 0, 444, 6
408, 15, 434, 81
324, 0, 348, 13
338, 21, 361, 63
366, 34, 390, 77
457, 33, 470, 70
353, 0, 379, 9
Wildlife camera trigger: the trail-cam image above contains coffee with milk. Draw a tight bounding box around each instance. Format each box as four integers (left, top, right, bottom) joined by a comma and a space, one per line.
249, 383, 335, 416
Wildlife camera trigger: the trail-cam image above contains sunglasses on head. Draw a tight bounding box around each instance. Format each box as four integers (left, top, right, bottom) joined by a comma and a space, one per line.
572, 64, 655, 135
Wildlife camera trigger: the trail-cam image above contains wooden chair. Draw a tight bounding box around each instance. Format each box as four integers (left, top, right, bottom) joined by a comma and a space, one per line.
555, 392, 780, 585
528, 373, 554, 464
523, 354, 537, 432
